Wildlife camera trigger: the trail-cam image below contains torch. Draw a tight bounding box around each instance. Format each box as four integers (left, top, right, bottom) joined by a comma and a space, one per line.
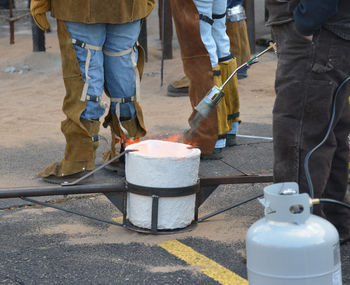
189, 42, 277, 131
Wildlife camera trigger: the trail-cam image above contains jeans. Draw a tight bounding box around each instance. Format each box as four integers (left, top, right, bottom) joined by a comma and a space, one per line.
65, 20, 141, 121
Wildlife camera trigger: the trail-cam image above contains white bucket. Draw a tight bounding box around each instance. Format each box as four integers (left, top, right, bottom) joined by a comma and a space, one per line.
125, 140, 201, 229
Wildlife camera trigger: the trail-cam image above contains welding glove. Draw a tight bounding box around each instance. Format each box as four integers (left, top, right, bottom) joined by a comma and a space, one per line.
30, 0, 50, 31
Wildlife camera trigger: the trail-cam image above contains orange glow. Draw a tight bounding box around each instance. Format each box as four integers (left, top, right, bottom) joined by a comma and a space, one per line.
115, 133, 198, 147
125, 137, 140, 145
115, 136, 140, 146
161, 134, 182, 143
161, 133, 198, 147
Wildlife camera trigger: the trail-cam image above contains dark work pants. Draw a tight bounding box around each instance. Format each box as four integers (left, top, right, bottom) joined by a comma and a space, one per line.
272, 22, 350, 234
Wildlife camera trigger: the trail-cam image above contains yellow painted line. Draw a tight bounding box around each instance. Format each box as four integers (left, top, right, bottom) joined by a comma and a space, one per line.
159, 240, 248, 285
111, 216, 123, 223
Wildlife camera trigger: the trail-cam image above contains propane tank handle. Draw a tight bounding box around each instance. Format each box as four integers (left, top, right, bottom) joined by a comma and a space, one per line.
262, 182, 310, 224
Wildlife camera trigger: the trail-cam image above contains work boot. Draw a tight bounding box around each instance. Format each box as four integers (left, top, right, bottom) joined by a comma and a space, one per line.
167, 75, 190, 97
200, 148, 223, 160
40, 163, 94, 184
237, 66, 249, 79
104, 161, 125, 176
226, 134, 237, 147
226, 121, 239, 147
102, 142, 126, 177
39, 119, 100, 184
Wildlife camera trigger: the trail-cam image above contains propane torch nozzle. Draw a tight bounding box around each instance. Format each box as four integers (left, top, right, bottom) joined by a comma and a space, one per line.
189, 85, 224, 130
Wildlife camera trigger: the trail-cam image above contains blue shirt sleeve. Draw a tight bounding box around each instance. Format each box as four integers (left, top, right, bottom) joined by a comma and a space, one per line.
294, 0, 339, 36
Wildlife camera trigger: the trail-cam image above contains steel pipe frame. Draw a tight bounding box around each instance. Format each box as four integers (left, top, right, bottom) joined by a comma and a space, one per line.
0, 174, 272, 234
0, 182, 125, 199
0, 175, 272, 199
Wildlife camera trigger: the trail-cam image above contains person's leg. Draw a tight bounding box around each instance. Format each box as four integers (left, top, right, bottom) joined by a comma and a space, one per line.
102, 20, 146, 167
192, 0, 230, 159
104, 21, 141, 122
171, 0, 218, 156
323, 104, 350, 237
226, 3, 251, 78
272, 22, 314, 187
273, 23, 350, 235
226, 20, 251, 78
305, 29, 350, 237
65, 21, 107, 120
193, 0, 218, 67
211, 66, 226, 159
39, 21, 107, 183
211, 0, 230, 60
213, 0, 240, 146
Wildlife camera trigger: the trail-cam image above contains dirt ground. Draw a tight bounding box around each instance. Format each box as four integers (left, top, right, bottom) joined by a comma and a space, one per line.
0, 24, 276, 150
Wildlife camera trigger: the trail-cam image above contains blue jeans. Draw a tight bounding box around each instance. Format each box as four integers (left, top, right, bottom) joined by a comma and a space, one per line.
65, 20, 141, 120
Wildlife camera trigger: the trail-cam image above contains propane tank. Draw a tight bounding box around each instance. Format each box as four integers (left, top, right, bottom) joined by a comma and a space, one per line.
246, 182, 342, 285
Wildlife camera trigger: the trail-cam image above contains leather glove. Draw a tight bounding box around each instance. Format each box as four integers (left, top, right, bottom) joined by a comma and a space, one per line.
30, 0, 50, 31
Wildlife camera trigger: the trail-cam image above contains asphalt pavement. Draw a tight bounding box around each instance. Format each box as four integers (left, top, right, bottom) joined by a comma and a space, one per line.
0, 120, 349, 284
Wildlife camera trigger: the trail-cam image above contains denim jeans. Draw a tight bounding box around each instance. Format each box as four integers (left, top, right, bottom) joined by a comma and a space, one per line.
65, 20, 140, 121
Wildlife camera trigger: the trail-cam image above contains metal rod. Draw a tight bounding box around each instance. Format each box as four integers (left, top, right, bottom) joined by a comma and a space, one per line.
237, 134, 273, 141
200, 174, 273, 187
9, 0, 14, 44
0, 174, 272, 199
62, 149, 136, 186
163, 0, 173, 60
3, 13, 30, 22
0, 182, 125, 199
21, 197, 123, 227
220, 62, 248, 90
198, 193, 263, 222
160, 0, 165, 86
194, 192, 200, 221
220, 43, 276, 89
151, 195, 159, 233
122, 191, 127, 225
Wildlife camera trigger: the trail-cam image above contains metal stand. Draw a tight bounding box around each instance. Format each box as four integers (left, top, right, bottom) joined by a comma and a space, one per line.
0, 148, 273, 235
0, 174, 272, 234
119, 182, 200, 234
